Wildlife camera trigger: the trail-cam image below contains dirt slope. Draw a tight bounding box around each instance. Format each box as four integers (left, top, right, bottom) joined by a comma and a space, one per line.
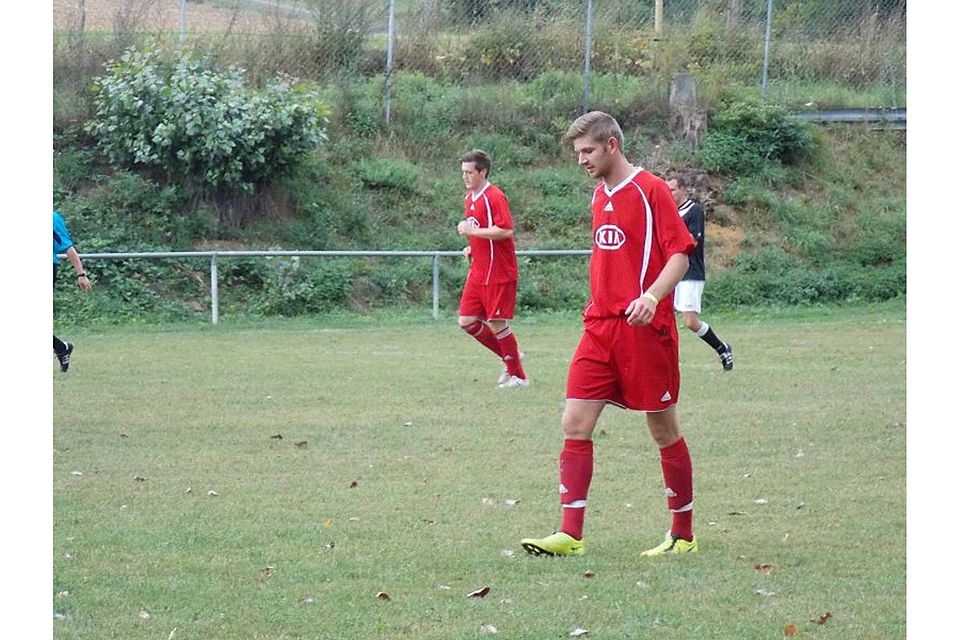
53, 0, 311, 33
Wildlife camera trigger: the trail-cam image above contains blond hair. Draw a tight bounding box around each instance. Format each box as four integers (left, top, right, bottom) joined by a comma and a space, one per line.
563, 111, 624, 150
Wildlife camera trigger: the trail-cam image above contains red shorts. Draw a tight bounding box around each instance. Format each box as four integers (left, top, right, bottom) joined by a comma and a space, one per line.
566, 316, 681, 412
459, 279, 517, 320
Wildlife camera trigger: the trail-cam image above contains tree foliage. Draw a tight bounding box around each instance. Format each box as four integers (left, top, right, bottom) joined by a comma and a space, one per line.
87, 47, 329, 197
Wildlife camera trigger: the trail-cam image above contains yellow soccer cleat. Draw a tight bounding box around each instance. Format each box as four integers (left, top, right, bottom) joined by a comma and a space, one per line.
521, 531, 584, 557
640, 532, 699, 557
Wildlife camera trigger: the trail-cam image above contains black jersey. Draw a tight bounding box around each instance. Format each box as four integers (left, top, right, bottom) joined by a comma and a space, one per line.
678, 199, 706, 281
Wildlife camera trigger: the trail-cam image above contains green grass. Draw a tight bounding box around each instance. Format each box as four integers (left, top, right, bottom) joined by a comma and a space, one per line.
53, 302, 905, 639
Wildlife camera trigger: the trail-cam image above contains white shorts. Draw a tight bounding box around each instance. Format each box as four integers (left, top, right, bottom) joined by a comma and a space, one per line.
673, 280, 705, 313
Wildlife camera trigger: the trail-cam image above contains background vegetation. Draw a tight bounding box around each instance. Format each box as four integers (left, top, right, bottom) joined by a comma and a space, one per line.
52, 1, 906, 324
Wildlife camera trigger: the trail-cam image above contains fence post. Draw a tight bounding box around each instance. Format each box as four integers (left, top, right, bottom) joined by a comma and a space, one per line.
432, 254, 440, 320
582, 0, 594, 114
761, 0, 773, 99
384, 0, 397, 124
179, 0, 187, 45
210, 253, 219, 325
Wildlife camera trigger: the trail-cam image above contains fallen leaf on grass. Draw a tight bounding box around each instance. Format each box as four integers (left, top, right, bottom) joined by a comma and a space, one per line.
480, 623, 498, 634
295, 441, 308, 448
582, 570, 596, 578
755, 588, 776, 597
349, 480, 359, 488
728, 511, 747, 516
207, 490, 219, 497
120, 433, 128, 438
467, 586, 491, 598
754, 563, 773, 575
570, 628, 589, 637
322, 518, 334, 528
796, 502, 805, 510
503, 498, 520, 506
260, 565, 274, 577
168, 628, 177, 640
138, 610, 151, 620
438, 584, 451, 590
482, 497, 496, 506
814, 612, 833, 624
185, 487, 192, 494
500, 549, 515, 558
133, 475, 147, 482
324, 541, 335, 549
298, 594, 314, 604
375, 591, 391, 601
54, 612, 68, 620
784, 624, 797, 636
270, 434, 283, 440
754, 498, 769, 505
403, 421, 413, 427
71, 471, 83, 477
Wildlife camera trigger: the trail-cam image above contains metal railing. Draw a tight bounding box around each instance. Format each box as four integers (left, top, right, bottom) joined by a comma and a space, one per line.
65, 249, 592, 324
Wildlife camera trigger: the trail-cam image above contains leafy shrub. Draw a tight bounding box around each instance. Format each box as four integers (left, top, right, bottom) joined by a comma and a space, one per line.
698, 99, 815, 175
87, 47, 329, 197
255, 257, 353, 316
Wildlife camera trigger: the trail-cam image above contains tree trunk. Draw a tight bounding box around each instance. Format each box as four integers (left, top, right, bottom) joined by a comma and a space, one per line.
73, 0, 86, 45
669, 73, 707, 151
727, 0, 742, 29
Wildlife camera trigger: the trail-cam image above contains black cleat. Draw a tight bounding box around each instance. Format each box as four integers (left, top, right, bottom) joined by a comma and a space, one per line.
57, 342, 74, 373
718, 342, 733, 372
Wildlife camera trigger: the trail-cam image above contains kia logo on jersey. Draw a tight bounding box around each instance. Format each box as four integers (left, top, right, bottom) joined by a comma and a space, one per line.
465, 216, 481, 229
594, 224, 626, 250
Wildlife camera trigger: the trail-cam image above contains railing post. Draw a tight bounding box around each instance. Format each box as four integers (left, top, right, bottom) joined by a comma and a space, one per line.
210, 253, 219, 325
432, 254, 441, 320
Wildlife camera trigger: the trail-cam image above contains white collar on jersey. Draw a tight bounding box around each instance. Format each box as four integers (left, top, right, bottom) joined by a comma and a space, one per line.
470, 181, 491, 201
603, 166, 644, 197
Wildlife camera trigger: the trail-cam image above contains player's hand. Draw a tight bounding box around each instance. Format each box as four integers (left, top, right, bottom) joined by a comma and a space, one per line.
457, 220, 471, 236
462, 245, 471, 260
625, 295, 655, 326
77, 274, 92, 292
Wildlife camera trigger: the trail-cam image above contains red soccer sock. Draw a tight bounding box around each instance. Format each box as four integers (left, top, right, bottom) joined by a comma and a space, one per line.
461, 320, 502, 358
659, 437, 694, 541
495, 326, 526, 378
559, 438, 594, 540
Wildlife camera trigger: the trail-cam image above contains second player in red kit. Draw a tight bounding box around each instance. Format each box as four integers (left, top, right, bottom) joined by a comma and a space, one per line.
456, 149, 528, 389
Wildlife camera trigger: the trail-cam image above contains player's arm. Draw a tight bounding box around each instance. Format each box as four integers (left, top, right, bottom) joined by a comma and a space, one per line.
625, 252, 688, 326
459, 224, 514, 240
65, 246, 92, 292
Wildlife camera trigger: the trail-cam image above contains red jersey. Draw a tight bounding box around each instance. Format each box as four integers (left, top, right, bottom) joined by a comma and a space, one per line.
583, 167, 695, 323
464, 182, 519, 285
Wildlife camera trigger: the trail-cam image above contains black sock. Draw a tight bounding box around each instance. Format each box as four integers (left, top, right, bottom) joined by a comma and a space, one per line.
54, 335, 67, 355
698, 325, 725, 352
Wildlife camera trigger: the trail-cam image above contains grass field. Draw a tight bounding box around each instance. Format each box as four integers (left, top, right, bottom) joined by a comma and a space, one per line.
52, 302, 906, 639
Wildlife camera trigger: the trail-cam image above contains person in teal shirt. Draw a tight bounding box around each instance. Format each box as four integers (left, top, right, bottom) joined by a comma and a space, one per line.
53, 211, 92, 372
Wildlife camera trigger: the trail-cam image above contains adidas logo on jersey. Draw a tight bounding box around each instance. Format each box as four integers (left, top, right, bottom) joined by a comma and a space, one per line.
660, 391, 672, 402
559, 483, 569, 494
603, 201, 614, 212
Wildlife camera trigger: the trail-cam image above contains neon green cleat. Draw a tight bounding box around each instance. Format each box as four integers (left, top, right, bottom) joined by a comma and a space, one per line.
640, 532, 699, 557
521, 532, 584, 557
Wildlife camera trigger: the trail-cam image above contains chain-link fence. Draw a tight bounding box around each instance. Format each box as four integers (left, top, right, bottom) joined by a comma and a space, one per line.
54, 0, 906, 127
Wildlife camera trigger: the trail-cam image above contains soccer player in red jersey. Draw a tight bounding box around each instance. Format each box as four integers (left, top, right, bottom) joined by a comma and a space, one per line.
521, 112, 699, 557
456, 149, 528, 389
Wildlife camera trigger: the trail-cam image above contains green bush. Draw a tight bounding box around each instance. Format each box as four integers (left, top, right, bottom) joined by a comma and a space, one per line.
698, 99, 815, 175
353, 158, 420, 193
87, 47, 329, 198
255, 257, 353, 316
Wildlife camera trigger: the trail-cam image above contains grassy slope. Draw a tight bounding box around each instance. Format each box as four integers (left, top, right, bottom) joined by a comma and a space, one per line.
53, 302, 905, 639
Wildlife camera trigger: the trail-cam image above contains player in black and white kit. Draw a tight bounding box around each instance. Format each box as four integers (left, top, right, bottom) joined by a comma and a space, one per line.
667, 176, 733, 371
